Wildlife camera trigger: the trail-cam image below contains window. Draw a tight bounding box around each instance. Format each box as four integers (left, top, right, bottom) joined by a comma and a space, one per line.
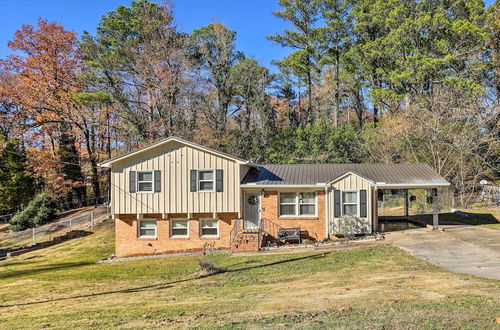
171, 219, 189, 237
200, 219, 219, 237
198, 170, 215, 192
137, 171, 153, 193
138, 220, 156, 238
279, 193, 296, 216
279, 192, 317, 217
299, 192, 316, 216
342, 191, 358, 216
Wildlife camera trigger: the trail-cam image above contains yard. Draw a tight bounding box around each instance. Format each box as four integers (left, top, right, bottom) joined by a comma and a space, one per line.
1, 220, 500, 329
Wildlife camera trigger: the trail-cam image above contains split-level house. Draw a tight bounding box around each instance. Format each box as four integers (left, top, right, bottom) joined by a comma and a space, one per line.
99, 137, 450, 257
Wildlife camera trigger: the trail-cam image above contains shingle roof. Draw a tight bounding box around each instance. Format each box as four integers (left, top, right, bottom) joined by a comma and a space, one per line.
241, 163, 450, 187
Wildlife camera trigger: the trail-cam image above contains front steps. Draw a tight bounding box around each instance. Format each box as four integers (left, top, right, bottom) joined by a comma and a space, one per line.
231, 231, 260, 251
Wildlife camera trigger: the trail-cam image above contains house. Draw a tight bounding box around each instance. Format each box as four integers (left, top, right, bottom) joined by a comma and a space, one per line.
99, 137, 450, 257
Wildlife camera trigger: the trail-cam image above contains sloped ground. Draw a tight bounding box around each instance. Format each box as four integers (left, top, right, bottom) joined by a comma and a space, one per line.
0, 220, 499, 329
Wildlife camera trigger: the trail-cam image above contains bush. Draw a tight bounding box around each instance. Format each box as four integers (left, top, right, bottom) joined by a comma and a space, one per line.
198, 242, 224, 276
9, 194, 58, 231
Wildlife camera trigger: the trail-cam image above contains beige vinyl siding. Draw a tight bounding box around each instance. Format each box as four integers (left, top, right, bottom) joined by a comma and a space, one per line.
328, 173, 373, 234
111, 141, 241, 216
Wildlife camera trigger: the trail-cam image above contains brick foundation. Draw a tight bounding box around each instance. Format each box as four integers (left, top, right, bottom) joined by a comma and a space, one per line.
260, 190, 327, 242
115, 213, 238, 258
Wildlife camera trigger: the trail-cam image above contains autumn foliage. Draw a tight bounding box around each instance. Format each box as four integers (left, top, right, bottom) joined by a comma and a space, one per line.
0, 0, 498, 214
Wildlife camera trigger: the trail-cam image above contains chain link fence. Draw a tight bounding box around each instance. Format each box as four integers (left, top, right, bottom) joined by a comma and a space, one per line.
0, 204, 110, 253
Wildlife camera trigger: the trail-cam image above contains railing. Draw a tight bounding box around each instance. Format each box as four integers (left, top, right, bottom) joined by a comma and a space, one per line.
230, 218, 242, 248
260, 218, 283, 241
231, 218, 287, 250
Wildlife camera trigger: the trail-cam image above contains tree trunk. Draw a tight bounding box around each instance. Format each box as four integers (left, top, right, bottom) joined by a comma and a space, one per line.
334, 44, 340, 127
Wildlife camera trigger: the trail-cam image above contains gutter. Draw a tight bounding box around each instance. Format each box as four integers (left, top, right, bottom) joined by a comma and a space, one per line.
371, 182, 451, 188
240, 184, 326, 188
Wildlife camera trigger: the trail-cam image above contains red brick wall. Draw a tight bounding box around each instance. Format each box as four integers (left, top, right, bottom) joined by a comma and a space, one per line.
260, 190, 326, 242
115, 213, 238, 258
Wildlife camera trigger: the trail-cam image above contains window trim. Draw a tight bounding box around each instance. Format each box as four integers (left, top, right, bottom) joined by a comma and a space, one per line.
170, 218, 189, 238
136, 170, 154, 194
199, 218, 219, 238
341, 190, 360, 217
137, 219, 157, 238
197, 169, 215, 193
278, 192, 318, 217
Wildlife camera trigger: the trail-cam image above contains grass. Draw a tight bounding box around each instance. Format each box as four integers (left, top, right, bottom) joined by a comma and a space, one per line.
0, 220, 499, 329
460, 208, 500, 228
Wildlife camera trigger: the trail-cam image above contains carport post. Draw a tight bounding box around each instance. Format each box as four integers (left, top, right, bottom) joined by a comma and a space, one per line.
432, 188, 438, 228
404, 189, 409, 218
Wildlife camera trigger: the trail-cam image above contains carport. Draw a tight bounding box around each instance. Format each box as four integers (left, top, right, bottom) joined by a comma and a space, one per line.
374, 185, 449, 231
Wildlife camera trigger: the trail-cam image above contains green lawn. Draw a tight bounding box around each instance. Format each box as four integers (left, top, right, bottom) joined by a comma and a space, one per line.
0, 220, 499, 329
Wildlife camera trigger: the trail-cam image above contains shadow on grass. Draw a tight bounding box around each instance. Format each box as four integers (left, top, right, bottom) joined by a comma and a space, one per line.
0, 230, 93, 259
0, 252, 330, 308
0, 261, 94, 280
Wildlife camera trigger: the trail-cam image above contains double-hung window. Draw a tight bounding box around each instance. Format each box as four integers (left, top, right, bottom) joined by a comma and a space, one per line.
279, 192, 317, 217
138, 220, 156, 238
342, 191, 358, 216
279, 193, 297, 216
137, 171, 154, 193
198, 170, 215, 192
200, 219, 219, 237
171, 219, 189, 238
299, 192, 316, 216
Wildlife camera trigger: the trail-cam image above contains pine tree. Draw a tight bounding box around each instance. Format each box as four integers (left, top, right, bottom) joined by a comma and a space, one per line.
191, 23, 243, 142
57, 123, 86, 207
0, 136, 35, 212
320, 0, 353, 126
268, 0, 324, 125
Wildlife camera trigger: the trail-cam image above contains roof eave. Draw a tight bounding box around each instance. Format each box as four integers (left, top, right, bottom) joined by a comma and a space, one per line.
326, 171, 376, 186
98, 136, 251, 168
240, 184, 326, 188
372, 182, 451, 188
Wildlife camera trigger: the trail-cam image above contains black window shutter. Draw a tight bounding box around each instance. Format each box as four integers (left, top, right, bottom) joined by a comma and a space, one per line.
216, 169, 223, 192
190, 170, 197, 192
360, 190, 367, 217
154, 170, 161, 193
334, 190, 341, 217
129, 171, 136, 193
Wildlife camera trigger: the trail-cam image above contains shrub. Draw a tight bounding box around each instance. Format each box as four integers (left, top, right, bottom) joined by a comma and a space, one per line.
9, 194, 58, 231
198, 242, 224, 276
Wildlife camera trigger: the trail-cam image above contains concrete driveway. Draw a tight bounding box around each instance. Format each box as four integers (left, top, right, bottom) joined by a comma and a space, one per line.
386, 226, 500, 281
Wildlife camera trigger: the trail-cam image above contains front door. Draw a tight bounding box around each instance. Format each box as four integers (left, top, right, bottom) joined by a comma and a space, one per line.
244, 192, 260, 229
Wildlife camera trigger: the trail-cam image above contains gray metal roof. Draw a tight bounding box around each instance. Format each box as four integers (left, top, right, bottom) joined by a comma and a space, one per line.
241, 163, 450, 187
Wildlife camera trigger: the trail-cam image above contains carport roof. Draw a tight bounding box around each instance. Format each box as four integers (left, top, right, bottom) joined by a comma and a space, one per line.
241, 163, 450, 188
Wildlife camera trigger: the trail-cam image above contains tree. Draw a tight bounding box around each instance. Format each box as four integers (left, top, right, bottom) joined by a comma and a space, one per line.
191, 23, 243, 142
80, 0, 194, 142
58, 123, 86, 206
320, 0, 353, 126
369, 86, 499, 206
265, 120, 369, 164
0, 137, 35, 212
230, 58, 275, 131
9, 193, 58, 231
268, 0, 324, 125
348, 0, 490, 122
487, 0, 500, 94
0, 19, 88, 201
